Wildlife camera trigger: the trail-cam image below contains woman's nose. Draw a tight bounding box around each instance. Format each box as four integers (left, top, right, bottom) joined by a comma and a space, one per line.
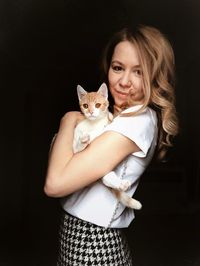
119, 72, 131, 87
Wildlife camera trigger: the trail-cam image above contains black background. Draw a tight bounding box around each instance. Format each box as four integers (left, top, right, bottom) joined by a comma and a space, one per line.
0, 0, 200, 265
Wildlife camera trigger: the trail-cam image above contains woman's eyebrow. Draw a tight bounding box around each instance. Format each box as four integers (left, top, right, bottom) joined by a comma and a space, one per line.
111, 60, 141, 69
132, 64, 141, 68
111, 60, 124, 65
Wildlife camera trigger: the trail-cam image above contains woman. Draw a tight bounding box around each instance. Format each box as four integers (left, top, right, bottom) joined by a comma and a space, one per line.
44, 25, 178, 265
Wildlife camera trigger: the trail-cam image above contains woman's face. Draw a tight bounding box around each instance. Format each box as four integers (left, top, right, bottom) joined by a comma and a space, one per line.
108, 40, 144, 109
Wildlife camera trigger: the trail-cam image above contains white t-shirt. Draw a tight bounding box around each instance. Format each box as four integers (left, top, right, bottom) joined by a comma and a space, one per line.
61, 105, 158, 228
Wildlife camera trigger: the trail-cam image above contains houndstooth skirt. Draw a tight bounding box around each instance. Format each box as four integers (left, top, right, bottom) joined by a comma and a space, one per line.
57, 211, 133, 266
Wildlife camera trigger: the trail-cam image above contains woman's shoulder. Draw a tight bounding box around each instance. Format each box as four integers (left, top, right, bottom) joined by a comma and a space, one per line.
115, 105, 157, 126
103, 105, 158, 158
104, 105, 157, 136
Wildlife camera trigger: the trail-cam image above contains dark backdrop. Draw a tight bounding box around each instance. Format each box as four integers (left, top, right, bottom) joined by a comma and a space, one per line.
1, 0, 200, 265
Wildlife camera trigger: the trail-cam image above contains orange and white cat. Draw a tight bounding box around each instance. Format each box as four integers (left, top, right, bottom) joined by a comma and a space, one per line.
73, 83, 142, 210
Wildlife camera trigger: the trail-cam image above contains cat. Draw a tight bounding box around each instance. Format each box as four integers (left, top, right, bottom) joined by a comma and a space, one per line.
73, 83, 142, 210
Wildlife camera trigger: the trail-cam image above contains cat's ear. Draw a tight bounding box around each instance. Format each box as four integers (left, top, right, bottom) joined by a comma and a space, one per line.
97, 83, 108, 99
77, 85, 87, 101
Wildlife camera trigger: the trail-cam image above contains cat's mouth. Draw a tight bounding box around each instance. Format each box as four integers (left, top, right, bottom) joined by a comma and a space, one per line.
87, 115, 97, 120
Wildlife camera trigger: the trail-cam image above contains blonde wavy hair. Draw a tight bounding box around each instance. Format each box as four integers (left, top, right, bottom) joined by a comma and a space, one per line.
101, 25, 179, 160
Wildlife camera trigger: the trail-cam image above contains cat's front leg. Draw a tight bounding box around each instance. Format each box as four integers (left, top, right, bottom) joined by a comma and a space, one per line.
76, 132, 90, 152
102, 171, 131, 191
80, 132, 90, 144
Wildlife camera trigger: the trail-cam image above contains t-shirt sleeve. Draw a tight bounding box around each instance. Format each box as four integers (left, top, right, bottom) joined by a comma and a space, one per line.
103, 111, 156, 158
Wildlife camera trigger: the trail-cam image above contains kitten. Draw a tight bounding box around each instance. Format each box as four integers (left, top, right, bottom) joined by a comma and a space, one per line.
73, 83, 142, 210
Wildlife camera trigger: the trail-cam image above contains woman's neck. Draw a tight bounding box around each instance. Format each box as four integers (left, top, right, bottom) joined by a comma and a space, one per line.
113, 100, 144, 116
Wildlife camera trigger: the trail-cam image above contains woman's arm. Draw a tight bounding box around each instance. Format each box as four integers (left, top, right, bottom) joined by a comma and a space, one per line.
44, 111, 140, 198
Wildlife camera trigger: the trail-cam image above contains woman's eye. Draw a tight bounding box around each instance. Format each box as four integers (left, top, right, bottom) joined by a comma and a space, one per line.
95, 103, 101, 108
83, 104, 88, 109
134, 69, 142, 76
112, 65, 123, 72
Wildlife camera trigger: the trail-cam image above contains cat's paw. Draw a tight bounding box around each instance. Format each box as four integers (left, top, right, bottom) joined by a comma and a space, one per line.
119, 180, 131, 192
80, 133, 90, 144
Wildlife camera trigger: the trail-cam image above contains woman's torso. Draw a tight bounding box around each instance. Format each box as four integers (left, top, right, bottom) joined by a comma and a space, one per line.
61, 105, 158, 228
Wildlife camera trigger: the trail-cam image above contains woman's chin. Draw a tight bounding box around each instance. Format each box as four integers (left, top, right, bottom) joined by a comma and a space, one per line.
114, 99, 127, 109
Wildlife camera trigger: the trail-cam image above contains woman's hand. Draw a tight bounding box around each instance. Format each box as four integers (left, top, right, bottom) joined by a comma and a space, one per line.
59, 111, 85, 131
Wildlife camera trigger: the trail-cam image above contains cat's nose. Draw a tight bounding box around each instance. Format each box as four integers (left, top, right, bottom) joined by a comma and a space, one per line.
89, 109, 94, 114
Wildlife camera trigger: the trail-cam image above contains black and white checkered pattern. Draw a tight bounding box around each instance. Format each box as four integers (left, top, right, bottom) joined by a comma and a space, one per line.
57, 212, 133, 265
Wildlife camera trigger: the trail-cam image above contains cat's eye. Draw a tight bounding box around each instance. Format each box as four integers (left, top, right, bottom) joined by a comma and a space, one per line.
95, 103, 101, 108
83, 104, 88, 109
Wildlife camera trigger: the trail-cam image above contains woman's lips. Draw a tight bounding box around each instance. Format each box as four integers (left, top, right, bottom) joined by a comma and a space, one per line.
115, 90, 129, 98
